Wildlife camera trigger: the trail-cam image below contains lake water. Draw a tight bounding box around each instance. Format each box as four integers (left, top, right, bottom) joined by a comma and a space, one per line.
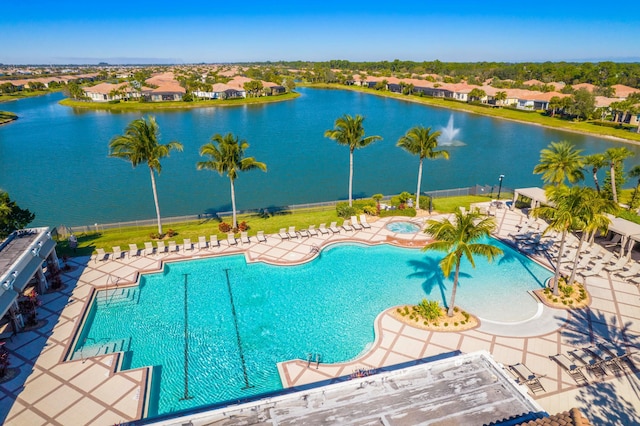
1, 88, 639, 227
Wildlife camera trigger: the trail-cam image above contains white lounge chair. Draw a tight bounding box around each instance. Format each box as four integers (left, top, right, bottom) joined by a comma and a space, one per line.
307, 225, 318, 237
128, 244, 139, 258
287, 226, 298, 239
112, 246, 123, 260
240, 231, 250, 244
350, 216, 363, 230
157, 241, 166, 255
604, 257, 628, 272
183, 238, 193, 252
579, 261, 606, 278
549, 353, 588, 384
329, 221, 340, 233
342, 219, 353, 232
168, 241, 178, 252
279, 228, 289, 240
227, 233, 238, 246
298, 227, 310, 237
595, 251, 615, 265
256, 230, 267, 243
318, 223, 329, 235
144, 242, 154, 256
615, 262, 640, 280
95, 248, 107, 262
198, 236, 208, 250
359, 214, 371, 229
604, 233, 622, 248
209, 235, 219, 249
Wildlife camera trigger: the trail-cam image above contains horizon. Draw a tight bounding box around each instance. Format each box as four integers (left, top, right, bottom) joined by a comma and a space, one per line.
2, 1, 639, 65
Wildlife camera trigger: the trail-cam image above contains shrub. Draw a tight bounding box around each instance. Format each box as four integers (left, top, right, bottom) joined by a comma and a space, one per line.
454, 322, 459, 327
453, 307, 459, 313
461, 321, 466, 325
415, 299, 443, 321
238, 221, 249, 231
444, 322, 449, 327
218, 222, 232, 233
553, 298, 558, 303
418, 196, 431, 210
560, 284, 574, 298
166, 229, 177, 237
149, 232, 161, 240
423, 321, 428, 326
396, 308, 401, 313
336, 203, 357, 219
379, 208, 416, 218
363, 205, 377, 216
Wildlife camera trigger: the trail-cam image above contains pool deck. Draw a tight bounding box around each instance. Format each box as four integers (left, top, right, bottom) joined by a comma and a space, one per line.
1, 211, 639, 425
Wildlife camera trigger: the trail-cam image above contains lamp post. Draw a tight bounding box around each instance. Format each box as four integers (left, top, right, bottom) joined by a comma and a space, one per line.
497, 175, 505, 200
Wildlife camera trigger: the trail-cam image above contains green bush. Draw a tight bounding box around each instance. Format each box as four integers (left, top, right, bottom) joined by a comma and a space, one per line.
444, 322, 448, 327
336, 203, 357, 218
379, 208, 416, 218
363, 206, 377, 216
415, 299, 443, 321
418, 196, 431, 210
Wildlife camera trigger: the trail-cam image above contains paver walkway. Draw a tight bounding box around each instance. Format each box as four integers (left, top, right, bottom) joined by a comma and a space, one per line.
1, 211, 638, 425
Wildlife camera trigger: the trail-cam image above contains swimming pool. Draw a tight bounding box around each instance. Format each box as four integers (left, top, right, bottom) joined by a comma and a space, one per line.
73, 240, 551, 417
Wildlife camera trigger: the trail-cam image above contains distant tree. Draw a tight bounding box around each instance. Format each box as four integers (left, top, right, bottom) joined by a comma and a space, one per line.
548, 96, 564, 117
0, 190, 35, 239
325, 114, 382, 207
65, 81, 86, 100
570, 88, 596, 120
604, 147, 634, 203
243, 80, 264, 97
282, 77, 296, 92
468, 88, 486, 102
109, 116, 183, 235
584, 153, 608, 193
627, 165, 640, 210
494, 91, 507, 106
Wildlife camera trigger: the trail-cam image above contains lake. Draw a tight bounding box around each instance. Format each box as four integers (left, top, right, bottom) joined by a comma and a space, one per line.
1, 88, 638, 227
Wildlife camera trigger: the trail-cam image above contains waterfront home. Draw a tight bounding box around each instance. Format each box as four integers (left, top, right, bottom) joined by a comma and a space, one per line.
83, 82, 142, 102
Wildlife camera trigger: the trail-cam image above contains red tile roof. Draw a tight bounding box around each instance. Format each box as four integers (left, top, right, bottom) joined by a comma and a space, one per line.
516, 408, 591, 426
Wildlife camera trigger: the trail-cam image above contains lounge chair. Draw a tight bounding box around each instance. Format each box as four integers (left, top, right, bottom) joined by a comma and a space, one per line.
318, 223, 329, 235
298, 227, 310, 237
95, 248, 108, 262
614, 262, 640, 280
586, 346, 623, 374
585, 245, 602, 258
209, 235, 219, 249
128, 244, 139, 258
287, 226, 298, 239
549, 353, 588, 384
509, 363, 546, 394
227, 233, 238, 246
359, 214, 371, 229
183, 238, 193, 252
573, 254, 594, 270
168, 241, 178, 253
279, 228, 289, 240
604, 233, 622, 247
144, 242, 154, 256
112, 246, 123, 260
307, 225, 318, 237
578, 261, 606, 278
256, 231, 267, 243
597, 342, 634, 370
350, 216, 363, 230
342, 219, 353, 232
568, 348, 607, 377
198, 236, 208, 250
157, 241, 166, 255
240, 231, 250, 244
329, 221, 340, 234
604, 257, 628, 272
594, 251, 615, 265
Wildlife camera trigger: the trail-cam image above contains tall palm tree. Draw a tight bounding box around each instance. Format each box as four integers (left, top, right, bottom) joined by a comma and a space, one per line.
533, 141, 585, 186
325, 114, 382, 207
565, 188, 616, 286
627, 164, 640, 210
584, 153, 608, 193
109, 115, 183, 235
423, 210, 502, 317
532, 185, 594, 295
397, 126, 449, 209
605, 147, 635, 204
197, 133, 267, 229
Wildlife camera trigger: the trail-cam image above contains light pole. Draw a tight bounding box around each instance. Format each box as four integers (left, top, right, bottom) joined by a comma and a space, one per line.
497, 175, 505, 200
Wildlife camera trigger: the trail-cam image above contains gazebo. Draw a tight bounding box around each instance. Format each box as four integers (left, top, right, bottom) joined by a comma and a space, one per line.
606, 216, 640, 258
511, 187, 553, 210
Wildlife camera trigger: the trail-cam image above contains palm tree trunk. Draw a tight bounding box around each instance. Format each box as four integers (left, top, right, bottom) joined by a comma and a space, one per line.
348, 149, 354, 207
552, 230, 567, 296
611, 163, 618, 203
592, 167, 601, 193
568, 232, 587, 285
149, 166, 163, 235
415, 159, 423, 209
448, 259, 461, 317
230, 178, 237, 229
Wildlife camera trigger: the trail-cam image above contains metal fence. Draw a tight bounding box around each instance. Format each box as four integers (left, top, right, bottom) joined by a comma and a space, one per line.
59, 186, 514, 236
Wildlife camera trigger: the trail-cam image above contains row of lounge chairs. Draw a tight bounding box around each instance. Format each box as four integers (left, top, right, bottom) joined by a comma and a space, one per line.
278, 216, 371, 240
549, 342, 635, 384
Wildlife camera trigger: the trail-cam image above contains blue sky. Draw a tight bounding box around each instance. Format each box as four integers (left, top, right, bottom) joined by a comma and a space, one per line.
2, 1, 639, 64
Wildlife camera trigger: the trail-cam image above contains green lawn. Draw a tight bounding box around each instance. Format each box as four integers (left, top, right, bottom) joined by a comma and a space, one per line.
59, 92, 300, 111
0, 110, 17, 124
57, 194, 501, 257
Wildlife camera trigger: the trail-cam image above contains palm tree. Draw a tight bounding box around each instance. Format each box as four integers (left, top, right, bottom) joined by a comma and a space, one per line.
565, 188, 616, 286
324, 114, 382, 207
397, 126, 449, 209
533, 141, 585, 186
423, 210, 503, 317
605, 147, 634, 204
197, 133, 267, 229
532, 185, 596, 295
627, 165, 640, 210
109, 116, 183, 235
494, 91, 507, 106
584, 153, 608, 193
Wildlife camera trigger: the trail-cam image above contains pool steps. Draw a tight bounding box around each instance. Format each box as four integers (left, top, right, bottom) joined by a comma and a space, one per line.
70, 336, 132, 361
95, 287, 141, 308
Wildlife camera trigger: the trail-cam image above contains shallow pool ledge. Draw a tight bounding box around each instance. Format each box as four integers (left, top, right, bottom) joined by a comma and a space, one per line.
477, 301, 569, 338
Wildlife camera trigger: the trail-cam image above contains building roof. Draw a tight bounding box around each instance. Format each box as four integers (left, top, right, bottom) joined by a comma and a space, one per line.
611, 84, 640, 98
516, 408, 591, 426
572, 82, 596, 92
149, 351, 545, 426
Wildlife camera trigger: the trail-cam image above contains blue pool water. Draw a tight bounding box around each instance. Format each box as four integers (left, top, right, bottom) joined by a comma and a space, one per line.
74, 240, 551, 416
386, 221, 422, 233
